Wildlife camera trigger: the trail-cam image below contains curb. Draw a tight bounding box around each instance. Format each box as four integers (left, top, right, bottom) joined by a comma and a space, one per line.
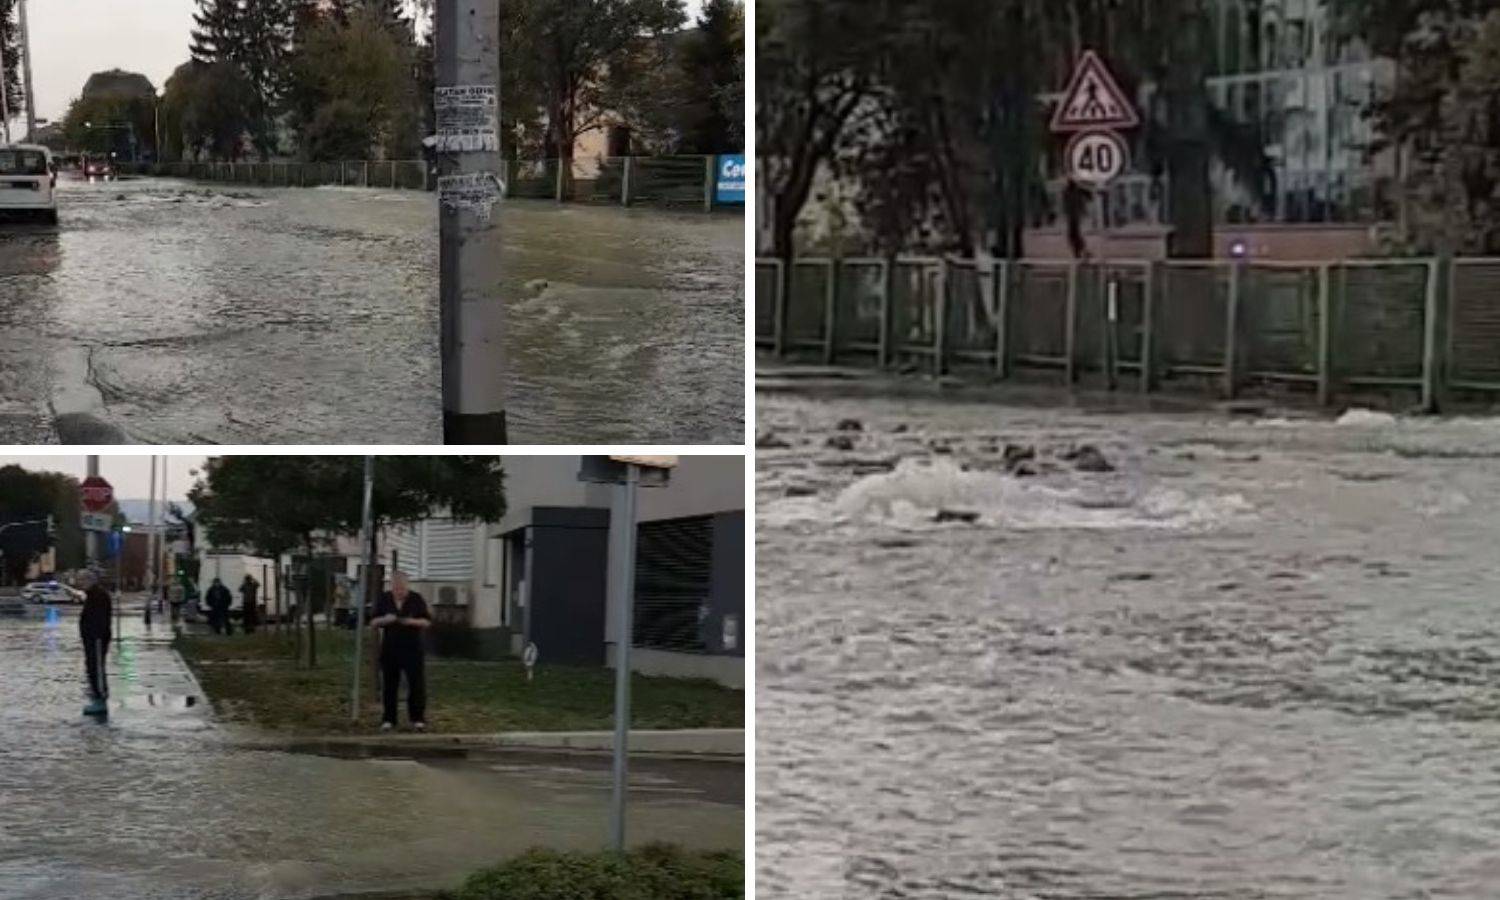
236, 728, 745, 759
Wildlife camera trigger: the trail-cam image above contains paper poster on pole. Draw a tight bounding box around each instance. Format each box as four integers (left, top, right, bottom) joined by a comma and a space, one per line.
438, 172, 504, 222
433, 85, 499, 152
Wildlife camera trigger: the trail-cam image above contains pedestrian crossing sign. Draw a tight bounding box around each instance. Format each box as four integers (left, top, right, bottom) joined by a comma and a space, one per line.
1050, 50, 1139, 132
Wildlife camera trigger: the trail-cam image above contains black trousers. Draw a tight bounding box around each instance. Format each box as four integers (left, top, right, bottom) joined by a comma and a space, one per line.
83, 636, 110, 700
381, 653, 426, 725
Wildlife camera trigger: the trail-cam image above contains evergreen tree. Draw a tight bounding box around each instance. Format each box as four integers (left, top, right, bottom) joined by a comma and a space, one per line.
190, 0, 243, 65
678, 0, 742, 153
238, 0, 296, 159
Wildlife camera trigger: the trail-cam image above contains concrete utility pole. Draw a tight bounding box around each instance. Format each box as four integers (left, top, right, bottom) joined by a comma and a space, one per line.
18, 0, 35, 141
435, 0, 508, 443
350, 455, 375, 723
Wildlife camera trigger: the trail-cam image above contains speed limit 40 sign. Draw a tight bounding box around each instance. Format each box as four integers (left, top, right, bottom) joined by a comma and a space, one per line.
1065, 129, 1130, 190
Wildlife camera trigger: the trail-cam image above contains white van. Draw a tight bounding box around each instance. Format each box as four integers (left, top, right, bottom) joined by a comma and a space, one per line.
0, 144, 58, 224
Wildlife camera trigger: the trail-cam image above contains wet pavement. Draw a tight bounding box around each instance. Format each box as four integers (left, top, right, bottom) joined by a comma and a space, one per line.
0, 176, 743, 444
0, 601, 743, 900
757, 378, 1500, 899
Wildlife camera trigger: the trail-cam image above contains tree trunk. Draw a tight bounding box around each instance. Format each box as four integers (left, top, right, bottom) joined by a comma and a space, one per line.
1165, 2, 1213, 258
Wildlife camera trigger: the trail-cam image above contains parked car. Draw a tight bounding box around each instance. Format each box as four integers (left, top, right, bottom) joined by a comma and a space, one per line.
21, 581, 84, 605
0, 144, 59, 224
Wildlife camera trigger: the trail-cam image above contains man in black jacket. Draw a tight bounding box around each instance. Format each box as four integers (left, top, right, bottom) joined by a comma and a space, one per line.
370, 570, 432, 731
80, 572, 112, 714
239, 575, 260, 634
205, 578, 233, 634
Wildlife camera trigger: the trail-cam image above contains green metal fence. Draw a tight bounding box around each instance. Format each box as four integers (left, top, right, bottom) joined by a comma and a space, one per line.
135, 154, 734, 212
757, 255, 1496, 409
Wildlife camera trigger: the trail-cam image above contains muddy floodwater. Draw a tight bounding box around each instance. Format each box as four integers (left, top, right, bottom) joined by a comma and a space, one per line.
757, 377, 1500, 899
0, 177, 742, 444
0, 608, 742, 899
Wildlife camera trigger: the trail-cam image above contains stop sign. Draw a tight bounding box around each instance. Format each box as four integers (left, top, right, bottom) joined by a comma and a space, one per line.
80, 476, 114, 513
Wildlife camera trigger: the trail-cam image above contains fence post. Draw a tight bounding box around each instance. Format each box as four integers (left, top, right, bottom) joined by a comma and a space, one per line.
878, 258, 894, 369
1064, 261, 1079, 385
555, 158, 565, 203
995, 260, 1010, 378
934, 258, 949, 376
775, 260, 790, 359
392, 162, 397, 190
1224, 261, 1243, 399
1317, 263, 1333, 407
1141, 261, 1159, 394
824, 259, 838, 365
1421, 257, 1442, 413
622, 157, 633, 207
703, 155, 715, 213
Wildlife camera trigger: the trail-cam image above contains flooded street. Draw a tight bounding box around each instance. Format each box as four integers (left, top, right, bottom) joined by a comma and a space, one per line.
0, 177, 742, 444
757, 377, 1500, 898
0, 606, 742, 900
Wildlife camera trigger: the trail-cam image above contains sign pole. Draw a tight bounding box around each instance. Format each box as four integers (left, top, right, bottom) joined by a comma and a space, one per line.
436, 0, 507, 443
351, 456, 375, 723
85, 456, 100, 568
609, 463, 640, 852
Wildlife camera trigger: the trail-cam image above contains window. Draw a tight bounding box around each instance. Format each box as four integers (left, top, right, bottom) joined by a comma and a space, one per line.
633, 516, 714, 653
0, 150, 48, 176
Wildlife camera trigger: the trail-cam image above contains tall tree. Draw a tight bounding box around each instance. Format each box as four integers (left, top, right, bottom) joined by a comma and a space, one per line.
190, 0, 244, 64
677, 0, 743, 153
0, 466, 85, 586
286, 6, 420, 160
500, 0, 686, 183
757, 0, 891, 259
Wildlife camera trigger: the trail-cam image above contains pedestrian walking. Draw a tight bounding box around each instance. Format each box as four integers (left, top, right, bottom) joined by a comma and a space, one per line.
205, 577, 233, 635
370, 570, 432, 732
239, 575, 260, 634
80, 571, 111, 716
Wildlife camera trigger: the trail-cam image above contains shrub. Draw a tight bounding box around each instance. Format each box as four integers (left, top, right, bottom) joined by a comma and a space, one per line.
446, 844, 743, 900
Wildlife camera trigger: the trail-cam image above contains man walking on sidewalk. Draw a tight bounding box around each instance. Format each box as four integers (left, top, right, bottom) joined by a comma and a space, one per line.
80, 572, 112, 715
370, 570, 432, 732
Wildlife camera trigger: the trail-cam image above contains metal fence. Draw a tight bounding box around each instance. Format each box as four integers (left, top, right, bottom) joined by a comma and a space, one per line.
756, 255, 1500, 408
134, 154, 734, 211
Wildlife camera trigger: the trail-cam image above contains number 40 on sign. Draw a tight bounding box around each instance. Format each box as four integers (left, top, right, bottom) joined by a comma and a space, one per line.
1066, 130, 1130, 190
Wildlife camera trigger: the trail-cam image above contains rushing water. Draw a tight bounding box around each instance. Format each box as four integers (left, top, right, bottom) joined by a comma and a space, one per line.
0, 607, 742, 900
757, 377, 1500, 899
0, 176, 743, 444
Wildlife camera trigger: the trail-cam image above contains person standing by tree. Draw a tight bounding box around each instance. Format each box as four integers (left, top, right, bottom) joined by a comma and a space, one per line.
239, 574, 260, 634
370, 570, 432, 732
205, 576, 233, 635
80, 571, 112, 715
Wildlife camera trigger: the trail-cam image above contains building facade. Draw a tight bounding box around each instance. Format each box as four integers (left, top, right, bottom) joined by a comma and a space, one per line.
382, 456, 745, 688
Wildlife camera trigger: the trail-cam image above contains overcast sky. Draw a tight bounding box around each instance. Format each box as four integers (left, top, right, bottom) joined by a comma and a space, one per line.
16, 0, 710, 125
0, 455, 206, 500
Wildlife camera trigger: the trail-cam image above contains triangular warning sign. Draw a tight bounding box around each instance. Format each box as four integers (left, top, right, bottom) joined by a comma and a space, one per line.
1050, 50, 1139, 132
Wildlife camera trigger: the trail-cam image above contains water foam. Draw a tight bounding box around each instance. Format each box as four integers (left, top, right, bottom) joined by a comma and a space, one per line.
830, 457, 1252, 531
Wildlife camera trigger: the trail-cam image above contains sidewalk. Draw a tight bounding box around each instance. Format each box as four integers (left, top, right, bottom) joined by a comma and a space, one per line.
233, 727, 745, 759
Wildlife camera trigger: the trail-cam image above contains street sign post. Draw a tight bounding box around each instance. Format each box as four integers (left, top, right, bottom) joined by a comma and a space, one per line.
80, 512, 112, 532
577, 456, 674, 852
